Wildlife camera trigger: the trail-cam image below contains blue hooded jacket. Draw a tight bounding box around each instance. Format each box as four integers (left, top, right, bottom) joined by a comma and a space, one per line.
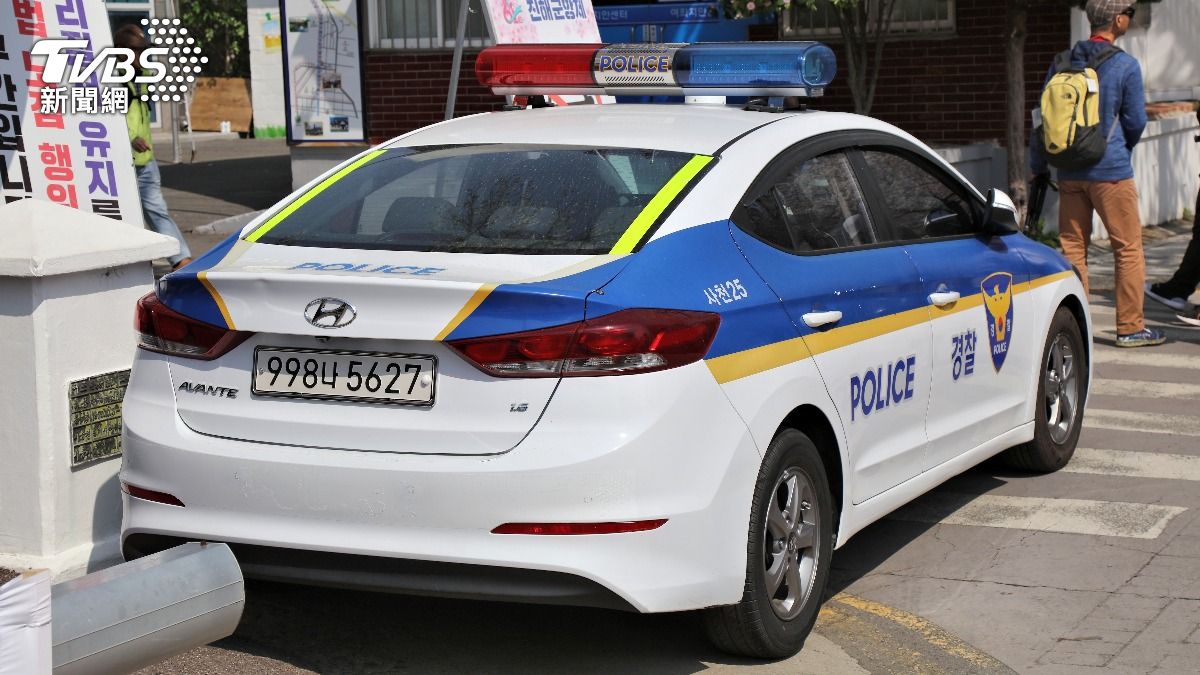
1029, 39, 1147, 182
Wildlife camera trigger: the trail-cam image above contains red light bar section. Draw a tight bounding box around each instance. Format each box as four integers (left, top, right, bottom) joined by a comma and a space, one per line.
475, 44, 599, 91
491, 520, 668, 535
121, 482, 186, 507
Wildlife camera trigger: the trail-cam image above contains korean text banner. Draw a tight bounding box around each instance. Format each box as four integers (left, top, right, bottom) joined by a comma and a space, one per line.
482, 0, 602, 43
1, 0, 142, 223
281, 0, 364, 144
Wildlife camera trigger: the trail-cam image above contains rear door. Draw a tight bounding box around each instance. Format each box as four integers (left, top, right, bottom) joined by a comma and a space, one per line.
729, 143, 934, 504
852, 144, 1034, 471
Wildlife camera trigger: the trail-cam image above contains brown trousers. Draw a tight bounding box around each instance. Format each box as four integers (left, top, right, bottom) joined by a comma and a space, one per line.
1058, 179, 1146, 335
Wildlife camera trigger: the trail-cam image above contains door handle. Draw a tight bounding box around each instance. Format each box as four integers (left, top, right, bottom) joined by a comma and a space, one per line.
928, 291, 961, 307
802, 310, 843, 328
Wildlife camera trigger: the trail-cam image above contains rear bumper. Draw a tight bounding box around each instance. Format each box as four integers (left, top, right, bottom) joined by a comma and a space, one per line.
123, 534, 636, 611
120, 352, 762, 613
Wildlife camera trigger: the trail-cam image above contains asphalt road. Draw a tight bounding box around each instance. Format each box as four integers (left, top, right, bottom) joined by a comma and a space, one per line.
136, 148, 1199, 673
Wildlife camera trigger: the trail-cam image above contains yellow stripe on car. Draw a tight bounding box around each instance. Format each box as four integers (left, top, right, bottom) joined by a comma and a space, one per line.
708, 271, 1075, 384
435, 283, 499, 341
245, 149, 388, 243
197, 271, 236, 330
609, 154, 714, 255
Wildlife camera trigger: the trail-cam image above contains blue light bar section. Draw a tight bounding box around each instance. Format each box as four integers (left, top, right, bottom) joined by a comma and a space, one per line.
674, 42, 836, 90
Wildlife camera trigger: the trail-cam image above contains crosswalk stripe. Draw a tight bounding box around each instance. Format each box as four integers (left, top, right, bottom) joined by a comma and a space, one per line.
1091, 378, 1200, 399
1064, 448, 1200, 481
889, 493, 1186, 539
1092, 350, 1200, 369
1085, 409, 1200, 436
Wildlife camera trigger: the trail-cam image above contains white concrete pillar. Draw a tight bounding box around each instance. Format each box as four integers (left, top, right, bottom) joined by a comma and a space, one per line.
0, 199, 178, 579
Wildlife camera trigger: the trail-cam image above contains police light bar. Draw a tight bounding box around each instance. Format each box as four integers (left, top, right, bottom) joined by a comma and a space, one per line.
475, 42, 836, 98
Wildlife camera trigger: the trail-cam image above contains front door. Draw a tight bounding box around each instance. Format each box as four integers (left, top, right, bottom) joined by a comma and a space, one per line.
854, 146, 1033, 471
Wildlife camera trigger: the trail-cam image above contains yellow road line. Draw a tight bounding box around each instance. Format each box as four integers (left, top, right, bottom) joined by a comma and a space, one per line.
609, 155, 713, 255
831, 594, 1003, 669
246, 149, 387, 243
434, 283, 498, 341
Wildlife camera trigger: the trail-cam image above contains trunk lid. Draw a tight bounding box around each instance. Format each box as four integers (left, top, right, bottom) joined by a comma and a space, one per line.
160, 243, 628, 455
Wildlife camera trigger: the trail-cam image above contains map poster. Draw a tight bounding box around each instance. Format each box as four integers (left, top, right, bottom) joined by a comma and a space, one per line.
281, 0, 365, 144
0, 0, 142, 223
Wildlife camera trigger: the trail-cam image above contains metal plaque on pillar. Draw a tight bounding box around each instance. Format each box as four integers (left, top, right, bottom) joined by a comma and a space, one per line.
69, 369, 131, 467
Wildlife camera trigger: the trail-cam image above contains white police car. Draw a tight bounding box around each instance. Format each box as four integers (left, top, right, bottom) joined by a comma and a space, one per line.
121, 42, 1091, 658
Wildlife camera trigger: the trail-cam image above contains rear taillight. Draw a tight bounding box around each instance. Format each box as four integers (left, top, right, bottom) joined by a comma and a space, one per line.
447, 308, 720, 377
135, 292, 250, 360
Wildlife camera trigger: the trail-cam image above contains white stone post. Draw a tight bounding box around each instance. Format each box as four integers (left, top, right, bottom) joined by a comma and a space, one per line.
0, 199, 178, 579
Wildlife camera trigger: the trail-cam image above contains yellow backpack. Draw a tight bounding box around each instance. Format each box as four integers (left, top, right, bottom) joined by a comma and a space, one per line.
1038, 45, 1121, 170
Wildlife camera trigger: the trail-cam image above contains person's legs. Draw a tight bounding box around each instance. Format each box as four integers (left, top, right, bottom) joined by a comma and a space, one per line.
1092, 179, 1148, 336
1058, 180, 1094, 296
1151, 184, 1200, 299
136, 160, 191, 266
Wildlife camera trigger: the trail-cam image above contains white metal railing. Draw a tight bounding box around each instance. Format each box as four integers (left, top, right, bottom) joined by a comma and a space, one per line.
371, 0, 493, 49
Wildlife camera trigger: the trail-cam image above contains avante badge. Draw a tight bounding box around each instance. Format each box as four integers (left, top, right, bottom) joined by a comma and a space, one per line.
304, 298, 356, 329
981, 272, 1014, 370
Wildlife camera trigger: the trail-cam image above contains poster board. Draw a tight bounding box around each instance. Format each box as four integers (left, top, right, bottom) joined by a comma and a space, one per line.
0, 0, 143, 224
280, 0, 366, 144
479, 0, 603, 44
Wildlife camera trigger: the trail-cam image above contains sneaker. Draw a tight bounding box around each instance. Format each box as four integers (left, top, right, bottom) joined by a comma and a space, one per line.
1178, 310, 1200, 328
1144, 283, 1190, 312
1115, 327, 1167, 348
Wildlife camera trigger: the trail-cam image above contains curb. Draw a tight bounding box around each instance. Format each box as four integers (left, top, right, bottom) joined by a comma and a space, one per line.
189, 210, 265, 236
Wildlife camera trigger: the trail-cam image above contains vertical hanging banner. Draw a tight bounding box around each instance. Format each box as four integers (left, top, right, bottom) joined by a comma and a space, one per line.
280, 0, 365, 144
0, 0, 142, 223
480, 0, 602, 43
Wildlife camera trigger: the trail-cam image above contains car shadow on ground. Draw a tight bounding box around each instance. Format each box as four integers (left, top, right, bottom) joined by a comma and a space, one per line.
826, 462, 1015, 597
215, 580, 769, 674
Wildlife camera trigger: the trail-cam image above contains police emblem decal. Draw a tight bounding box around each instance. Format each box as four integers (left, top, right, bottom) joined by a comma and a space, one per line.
981, 272, 1014, 371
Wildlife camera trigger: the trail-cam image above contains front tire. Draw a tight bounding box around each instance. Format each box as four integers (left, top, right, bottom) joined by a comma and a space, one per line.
1003, 306, 1088, 471
703, 429, 834, 658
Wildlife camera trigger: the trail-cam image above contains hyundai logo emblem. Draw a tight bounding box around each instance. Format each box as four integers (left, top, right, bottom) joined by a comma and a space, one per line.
304, 298, 356, 329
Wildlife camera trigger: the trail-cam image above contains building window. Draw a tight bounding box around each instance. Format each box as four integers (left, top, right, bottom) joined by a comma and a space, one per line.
372, 0, 492, 49
782, 0, 956, 40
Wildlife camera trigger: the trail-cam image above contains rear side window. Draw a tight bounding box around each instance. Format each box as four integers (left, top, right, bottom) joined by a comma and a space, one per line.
738, 151, 876, 253
249, 145, 703, 255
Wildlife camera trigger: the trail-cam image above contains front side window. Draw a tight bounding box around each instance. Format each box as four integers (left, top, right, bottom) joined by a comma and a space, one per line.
739, 151, 876, 253
252, 144, 702, 255
859, 149, 979, 242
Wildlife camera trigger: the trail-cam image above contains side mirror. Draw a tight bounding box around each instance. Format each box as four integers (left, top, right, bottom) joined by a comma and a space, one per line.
983, 188, 1020, 236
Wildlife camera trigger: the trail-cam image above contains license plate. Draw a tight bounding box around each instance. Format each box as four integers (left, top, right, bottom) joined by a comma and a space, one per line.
252, 348, 436, 405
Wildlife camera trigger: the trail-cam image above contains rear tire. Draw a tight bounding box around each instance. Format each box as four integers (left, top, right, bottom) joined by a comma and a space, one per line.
703, 429, 834, 658
1003, 306, 1088, 472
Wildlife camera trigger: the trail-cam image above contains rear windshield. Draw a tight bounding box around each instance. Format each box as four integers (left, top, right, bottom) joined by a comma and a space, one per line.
251, 144, 703, 255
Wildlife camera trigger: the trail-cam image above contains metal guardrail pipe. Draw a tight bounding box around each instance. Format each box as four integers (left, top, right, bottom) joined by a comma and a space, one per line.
51, 543, 244, 675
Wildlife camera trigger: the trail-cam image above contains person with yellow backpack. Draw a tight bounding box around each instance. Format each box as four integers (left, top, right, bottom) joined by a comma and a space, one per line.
1030, 0, 1163, 348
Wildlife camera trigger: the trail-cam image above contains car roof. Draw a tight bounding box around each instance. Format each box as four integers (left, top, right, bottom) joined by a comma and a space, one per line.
391, 104, 815, 156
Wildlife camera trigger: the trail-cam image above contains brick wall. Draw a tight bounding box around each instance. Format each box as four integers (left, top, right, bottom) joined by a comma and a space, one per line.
364, 0, 1071, 147
365, 50, 505, 144
765, 0, 1072, 146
